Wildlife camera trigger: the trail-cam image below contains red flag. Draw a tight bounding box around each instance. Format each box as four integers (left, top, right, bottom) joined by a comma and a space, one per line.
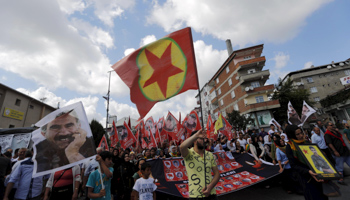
206, 114, 215, 140
141, 137, 148, 149
128, 116, 131, 128
164, 112, 184, 142
157, 117, 168, 142
148, 126, 158, 149
110, 120, 118, 147
184, 110, 202, 132
219, 115, 233, 141
120, 121, 137, 150
98, 135, 109, 151
112, 27, 199, 118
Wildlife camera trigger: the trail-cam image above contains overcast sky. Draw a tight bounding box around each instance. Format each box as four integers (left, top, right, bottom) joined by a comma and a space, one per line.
1, 0, 349, 126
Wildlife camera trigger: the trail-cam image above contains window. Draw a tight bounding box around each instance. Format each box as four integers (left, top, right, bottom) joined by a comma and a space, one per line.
310, 87, 318, 93
247, 69, 256, 74
314, 97, 320, 102
15, 98, 21, 106
29, 105, 34, 109
228, 78, 232, 86
220, 99, 224, 106
255, 96, 264, 103
231, 91, 235, 99
251, 81, 260, 88
243, 56, 251, 60
9, 124, 15, 128
216, 78, 219, 84
226, 67, 230, 73
234, 104, 238, 111
222, 111, 226, 117
306, 77, 313, 83
218, 88, 221, 95
345, 69, 350, 76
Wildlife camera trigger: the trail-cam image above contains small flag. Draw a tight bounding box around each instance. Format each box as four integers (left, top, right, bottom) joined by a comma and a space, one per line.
98, 135, 109, 151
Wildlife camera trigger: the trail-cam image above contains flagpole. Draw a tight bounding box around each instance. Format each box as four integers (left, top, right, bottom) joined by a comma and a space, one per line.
188, 27, 208, 197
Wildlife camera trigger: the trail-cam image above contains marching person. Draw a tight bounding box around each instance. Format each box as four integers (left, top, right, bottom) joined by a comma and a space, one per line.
43, 165, 81, 200
324, 122, 350, 185
180, 130, 220, 200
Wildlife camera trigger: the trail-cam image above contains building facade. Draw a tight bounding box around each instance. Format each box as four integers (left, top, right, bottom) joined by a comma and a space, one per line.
282, 59, 350, 122
0, 83, 56, 129
197, 42, 280, 129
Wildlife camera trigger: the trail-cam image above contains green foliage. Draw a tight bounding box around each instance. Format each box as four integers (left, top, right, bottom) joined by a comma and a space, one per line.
90, 119, 106, 148
271, 78, 314, 124
320, 87, 350, 108
227, 110, 254, 130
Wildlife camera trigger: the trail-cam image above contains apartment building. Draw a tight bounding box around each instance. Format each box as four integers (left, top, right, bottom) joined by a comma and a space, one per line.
197, 41, 280, 129
282, 59, 350, 122
0, 83, 56, 128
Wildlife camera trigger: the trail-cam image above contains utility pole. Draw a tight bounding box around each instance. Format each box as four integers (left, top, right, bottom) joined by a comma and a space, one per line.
104, 71, 112, 139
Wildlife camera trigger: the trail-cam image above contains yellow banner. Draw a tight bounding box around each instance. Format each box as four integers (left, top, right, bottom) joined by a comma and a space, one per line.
3, 107, 24, 120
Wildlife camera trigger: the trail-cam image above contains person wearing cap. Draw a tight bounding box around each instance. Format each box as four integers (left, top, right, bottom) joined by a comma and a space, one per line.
180, 130, 220, 199
169, 146, 180, 157
285, 125, 327, 200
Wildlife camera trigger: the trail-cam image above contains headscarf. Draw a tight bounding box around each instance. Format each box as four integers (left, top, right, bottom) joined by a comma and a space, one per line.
274, 135, 286, 154
264, 135, 271, 145
285, 125, 308, 165
280, 133, 289, 143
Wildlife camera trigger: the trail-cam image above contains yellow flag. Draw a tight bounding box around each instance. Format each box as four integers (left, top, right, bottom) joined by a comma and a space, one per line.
214, 113, 223, 134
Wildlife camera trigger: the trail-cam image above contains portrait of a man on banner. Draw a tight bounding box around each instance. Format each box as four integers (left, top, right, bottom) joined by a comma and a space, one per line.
32, 102, 96, 177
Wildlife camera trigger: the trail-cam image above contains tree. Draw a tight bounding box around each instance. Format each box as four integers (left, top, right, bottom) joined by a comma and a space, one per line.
271, 78, 314, 124
227, 110, 254, 130
90, 119, 106, 148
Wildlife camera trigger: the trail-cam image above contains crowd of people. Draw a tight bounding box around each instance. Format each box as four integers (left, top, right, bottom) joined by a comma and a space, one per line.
0, 120, 350, 200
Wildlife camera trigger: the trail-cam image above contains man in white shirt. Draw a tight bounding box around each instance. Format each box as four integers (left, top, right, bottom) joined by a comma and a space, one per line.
311, 127, 334, 164
237, 133, 247, 148
268, 124, 277, 136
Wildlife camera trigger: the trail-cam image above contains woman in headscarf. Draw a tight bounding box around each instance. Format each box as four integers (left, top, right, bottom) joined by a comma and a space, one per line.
285, 125, 328, 200
112, 153, 135, 200
275, 135, 294, 194
246, 136, 265, 164
281, 133, 289, 143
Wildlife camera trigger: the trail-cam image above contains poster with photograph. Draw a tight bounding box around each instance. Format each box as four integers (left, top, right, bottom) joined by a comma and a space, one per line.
31, 101, 96, 177
287, 101, 302, 126
296, 144, 341, 180
299, 101, 316, 126
256, 111, 272, 126
0, 134, 14, 153
163, 159, 187, 182
10, 133, 32, 153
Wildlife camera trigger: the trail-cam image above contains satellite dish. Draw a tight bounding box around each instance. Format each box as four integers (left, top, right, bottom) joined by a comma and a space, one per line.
327, 65, 332, 69
245, 87, 249, 91
340, 62, 344, 66
249, 86, 254, 90
345, 61, 350, 65
332, 64, 336, 67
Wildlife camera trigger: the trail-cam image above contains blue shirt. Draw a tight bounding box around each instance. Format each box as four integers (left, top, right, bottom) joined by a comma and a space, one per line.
86, 167, 114, 200
276, 148, 291, 169
9, 158, 44, 199
311, 133, 327, 149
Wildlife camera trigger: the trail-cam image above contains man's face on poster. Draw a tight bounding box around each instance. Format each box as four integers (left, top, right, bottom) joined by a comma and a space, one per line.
43, 114, 80, 149
165, 119, 174, 130
188, 116, 196, 125
157, 121, 163, 131
310, 147, 317, 155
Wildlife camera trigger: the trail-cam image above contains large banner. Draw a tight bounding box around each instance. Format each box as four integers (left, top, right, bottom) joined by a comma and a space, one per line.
31, 102, 96, 177
148, 152, 280, 197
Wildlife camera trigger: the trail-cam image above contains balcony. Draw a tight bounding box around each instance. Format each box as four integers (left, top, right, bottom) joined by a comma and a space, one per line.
246, 84, 275, 96
240, 99, 280, 114
209, 91, 218, 105
239, 70, 270, 83
236, 56, 266, 72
